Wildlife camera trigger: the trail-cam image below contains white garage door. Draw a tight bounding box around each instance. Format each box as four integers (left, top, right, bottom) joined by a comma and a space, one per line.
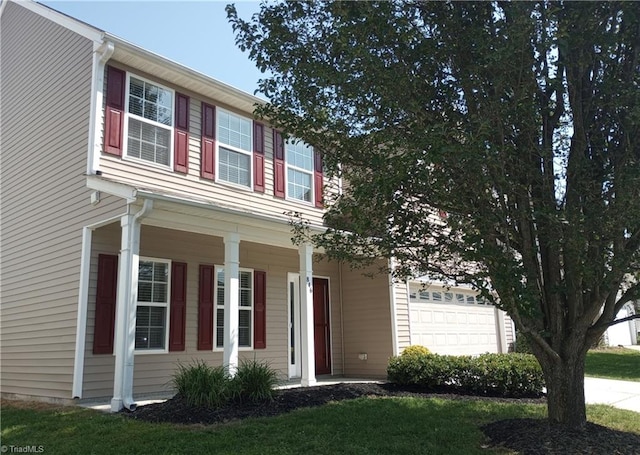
409, 287, 500, 355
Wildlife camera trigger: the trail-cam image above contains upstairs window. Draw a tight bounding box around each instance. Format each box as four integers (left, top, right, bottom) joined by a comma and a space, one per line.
125, 75, 174, 167
286, 140, 314, 202
217, 109, 252, 188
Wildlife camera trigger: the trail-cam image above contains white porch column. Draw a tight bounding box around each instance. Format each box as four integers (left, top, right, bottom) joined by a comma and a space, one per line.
111, 213, 141, 412
299, 243, 316, 386
224, 233, 240, 375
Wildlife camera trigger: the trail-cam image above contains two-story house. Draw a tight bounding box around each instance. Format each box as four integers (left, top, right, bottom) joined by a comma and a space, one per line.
0, 0, 514, 411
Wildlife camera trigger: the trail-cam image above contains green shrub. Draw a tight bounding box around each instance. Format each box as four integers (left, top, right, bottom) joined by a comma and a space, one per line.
387, 352, 544, 397
513, 331, 533, 353
400, 345, 431, 357
172, 360, 231, 407
231, 359, 280, 403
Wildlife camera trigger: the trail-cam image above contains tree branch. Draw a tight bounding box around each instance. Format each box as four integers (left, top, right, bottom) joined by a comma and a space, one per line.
591, 313, 640, 331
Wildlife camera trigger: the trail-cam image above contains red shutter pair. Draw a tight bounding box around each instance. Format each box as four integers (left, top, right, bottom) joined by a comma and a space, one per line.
197, 266, 267, 350
200, 102, 265, 192
273, 131, 324, 207
92, 255, 187, 354
103, 65, 189, 173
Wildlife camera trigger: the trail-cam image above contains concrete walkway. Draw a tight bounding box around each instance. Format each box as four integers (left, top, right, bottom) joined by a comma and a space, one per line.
584, 376, 640, 413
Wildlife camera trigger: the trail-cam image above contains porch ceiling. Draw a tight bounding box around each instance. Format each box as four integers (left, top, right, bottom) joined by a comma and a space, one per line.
140, 197, 299, 250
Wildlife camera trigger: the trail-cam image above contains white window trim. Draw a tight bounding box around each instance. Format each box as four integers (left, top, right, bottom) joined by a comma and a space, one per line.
285, 139, 314, 205
214, 265, 255, 351
215, 108, 254, 190
122, 72, 175, 171
134, 257, 171, 355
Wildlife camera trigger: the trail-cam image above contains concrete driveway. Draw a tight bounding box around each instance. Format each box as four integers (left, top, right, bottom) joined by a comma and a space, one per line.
584, 376, 640, 413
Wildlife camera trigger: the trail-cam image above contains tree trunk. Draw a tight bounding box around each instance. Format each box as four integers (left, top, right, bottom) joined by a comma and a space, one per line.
539, 351, 588, 429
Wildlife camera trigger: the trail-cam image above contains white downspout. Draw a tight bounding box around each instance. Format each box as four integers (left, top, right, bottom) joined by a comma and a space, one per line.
111, 200, 153, 412
388, 258, 399, 356
87, 40, 114, 175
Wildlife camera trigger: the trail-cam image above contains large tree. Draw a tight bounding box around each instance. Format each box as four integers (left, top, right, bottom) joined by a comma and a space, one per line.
228, 1, 640, 428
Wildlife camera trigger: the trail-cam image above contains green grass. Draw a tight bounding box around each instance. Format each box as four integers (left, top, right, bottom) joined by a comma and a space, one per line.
2, 397, 638, 455
585, 347, 640, 382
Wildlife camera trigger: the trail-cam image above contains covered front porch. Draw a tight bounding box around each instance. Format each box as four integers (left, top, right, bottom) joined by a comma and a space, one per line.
73, 185, 347, 412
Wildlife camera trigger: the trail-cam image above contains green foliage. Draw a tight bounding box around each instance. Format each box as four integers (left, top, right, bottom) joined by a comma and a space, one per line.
172, 360, 231, 407
513, 331, 533, 354
172, 359, 280, 408
387, 352, 544, 397
229, 0, 640, 427
401, 345, 431, 357
230, 359, 280, 403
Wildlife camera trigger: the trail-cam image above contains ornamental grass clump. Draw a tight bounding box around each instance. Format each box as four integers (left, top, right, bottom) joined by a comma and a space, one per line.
230, 359, 280, 403
172, 360, 231, 407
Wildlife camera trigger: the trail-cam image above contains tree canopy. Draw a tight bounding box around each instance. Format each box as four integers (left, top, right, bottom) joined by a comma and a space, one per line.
228, 1, 640, 428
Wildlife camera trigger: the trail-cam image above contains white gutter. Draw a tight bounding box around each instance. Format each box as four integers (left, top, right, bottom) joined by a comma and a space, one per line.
72, 214, 127, 399
87, 40, 114, 175
86, 176, 328, 236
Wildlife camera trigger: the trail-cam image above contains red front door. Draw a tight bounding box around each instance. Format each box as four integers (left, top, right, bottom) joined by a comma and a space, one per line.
313, 278, 331, 375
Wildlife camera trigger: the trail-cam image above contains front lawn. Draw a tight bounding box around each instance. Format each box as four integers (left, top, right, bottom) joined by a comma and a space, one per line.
585, 347, 640, 382
2, 397, 638, 455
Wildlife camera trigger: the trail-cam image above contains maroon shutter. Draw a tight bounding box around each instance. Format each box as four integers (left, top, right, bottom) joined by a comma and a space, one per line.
104, 66, 126, 156
273, 131, 285, 198
168, 262, 187, 351
174, 93, 190, 174
253, 270, 266, 349
253, 122, 265, 193
93, 254, 118, 354
314, 149, 324, 208
198, 265, 214, 350
201, 103, 216, 180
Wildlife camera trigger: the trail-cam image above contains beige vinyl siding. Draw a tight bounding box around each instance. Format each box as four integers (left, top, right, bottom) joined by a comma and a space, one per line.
340, 264, 393, 378
98, 63, 334, 227
393, 280, 412, 353
82, 226, 343, 399
0, 3, 126, 401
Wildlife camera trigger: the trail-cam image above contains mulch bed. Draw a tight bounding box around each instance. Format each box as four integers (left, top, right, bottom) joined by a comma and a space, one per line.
123, 382, 640, 454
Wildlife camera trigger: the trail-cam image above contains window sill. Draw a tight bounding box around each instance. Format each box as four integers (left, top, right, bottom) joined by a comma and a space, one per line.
134, 349, 169, 355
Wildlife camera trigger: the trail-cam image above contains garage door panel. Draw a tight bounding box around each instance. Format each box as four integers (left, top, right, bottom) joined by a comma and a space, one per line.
410, 302, 499, 355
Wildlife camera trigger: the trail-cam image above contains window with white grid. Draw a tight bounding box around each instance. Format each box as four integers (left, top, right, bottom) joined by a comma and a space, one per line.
215, 267, 253, 349
135, 258, 171, 351
125, 75, 173, 167
286, 139, 314, 202
217, 109, 252, 187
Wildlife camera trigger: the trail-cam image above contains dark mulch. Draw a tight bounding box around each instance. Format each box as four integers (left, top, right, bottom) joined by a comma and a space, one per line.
124, 382, 640, 454
482, 418, 640, 455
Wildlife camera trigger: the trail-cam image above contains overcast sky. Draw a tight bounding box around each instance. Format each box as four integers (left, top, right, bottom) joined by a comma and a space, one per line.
40, 1, 265, 96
